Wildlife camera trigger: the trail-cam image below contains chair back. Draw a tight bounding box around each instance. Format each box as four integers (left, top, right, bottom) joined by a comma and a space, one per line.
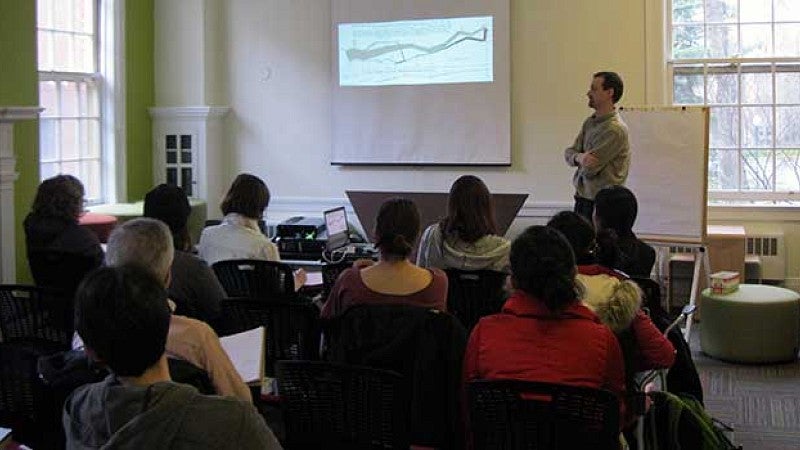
276, 360, 410, 450
212, 259, 296, 300
0, 342, 61, 449
445, 269, 507, 331
28, 250, 101, 298
324, 304, 467, 449
216, 298, 320, 376
0, 285, 72, 349
468, 379, 620, 450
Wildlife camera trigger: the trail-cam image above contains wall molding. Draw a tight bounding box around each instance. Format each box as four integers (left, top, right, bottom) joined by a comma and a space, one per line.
149, 106, 231, 119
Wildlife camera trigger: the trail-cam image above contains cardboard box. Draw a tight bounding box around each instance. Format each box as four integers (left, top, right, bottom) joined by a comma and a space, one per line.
711, 271, 740, 295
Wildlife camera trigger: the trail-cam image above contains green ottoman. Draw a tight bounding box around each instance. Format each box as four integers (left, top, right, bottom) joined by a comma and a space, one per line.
701, 284, 800, 363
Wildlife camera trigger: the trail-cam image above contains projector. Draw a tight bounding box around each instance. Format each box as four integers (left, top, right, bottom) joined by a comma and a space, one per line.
275, 217, 327, 260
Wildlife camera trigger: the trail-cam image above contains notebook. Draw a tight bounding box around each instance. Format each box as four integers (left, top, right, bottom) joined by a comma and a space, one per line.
324, 206, 350, 251
219, 326, 265, 384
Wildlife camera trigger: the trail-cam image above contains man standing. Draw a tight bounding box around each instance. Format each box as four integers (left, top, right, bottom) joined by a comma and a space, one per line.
564, 71, 630, 220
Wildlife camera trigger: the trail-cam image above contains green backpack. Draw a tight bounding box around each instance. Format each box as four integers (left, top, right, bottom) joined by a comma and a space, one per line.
642, 391, 741, 450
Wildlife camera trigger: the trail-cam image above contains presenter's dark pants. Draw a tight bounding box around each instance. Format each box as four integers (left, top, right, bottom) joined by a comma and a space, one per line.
573, 195, 594, 222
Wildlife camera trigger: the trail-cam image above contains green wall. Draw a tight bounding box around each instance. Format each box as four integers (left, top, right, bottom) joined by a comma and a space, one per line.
0, 0, 39, 283
0, 1, 154, 282
126, 0, 155, 201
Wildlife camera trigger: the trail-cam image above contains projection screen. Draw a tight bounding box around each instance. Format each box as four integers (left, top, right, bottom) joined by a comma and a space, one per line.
331, 0, 510, 165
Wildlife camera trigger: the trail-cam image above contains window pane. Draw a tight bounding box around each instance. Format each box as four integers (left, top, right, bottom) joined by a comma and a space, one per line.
776, 71, 800, 104
775, 24, 800, 57
741, 72, 772, 104
74, 35, 95, 72
52, 32, 75, 72
740, 0, 772, 23
74, 0, 94, 34
673, 0, 704, 23
776, 150, 800, 191
740, 24, 772, 57
673, 68, 704, 104
39, 119, 59, 162
60, 119, 80, 160
86, 119, 100, 158
39, 81, 58, 117
81, 160, 101, 201
709, 149, 739, 190
706, 0, 737, 23
776, 107, 800, 147
60, 81, 79, 117
673, 25, 705, 58
742, 107, 774, 147
86, 81, 99, 116
706, 25, 738, 57
61, 161, 80, 178
37, 0, 54, 29
776, 0, 800, 22
38, 31, 53, 72
741, 150, 775, 190
40, 162, 59, 181
52, 0, 74, 31
710, 107, 739, 148
707, 70, 737, 104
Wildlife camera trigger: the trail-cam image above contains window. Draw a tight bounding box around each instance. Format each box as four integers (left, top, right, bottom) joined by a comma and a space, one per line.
670, 0, 800, 202
37, 0, 117, 204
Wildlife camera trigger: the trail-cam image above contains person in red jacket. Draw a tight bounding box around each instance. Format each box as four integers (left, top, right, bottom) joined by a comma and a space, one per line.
463, 225, 627, 420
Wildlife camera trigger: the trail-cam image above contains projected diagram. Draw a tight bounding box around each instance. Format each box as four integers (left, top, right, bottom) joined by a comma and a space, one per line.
339, 16, 493, 87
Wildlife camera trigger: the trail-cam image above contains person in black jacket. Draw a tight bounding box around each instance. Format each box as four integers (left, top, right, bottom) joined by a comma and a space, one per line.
24, 175, 103, 295
593, 185, 656, 278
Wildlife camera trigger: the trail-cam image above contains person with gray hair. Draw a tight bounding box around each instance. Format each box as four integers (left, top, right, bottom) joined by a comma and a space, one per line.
98, 218, 252, 402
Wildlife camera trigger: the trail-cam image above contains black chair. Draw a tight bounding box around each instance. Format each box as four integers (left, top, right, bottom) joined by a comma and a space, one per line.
0, 284, 73, 350
27, 250, 101, 300
216, 298, 321, 377
0, 342, 61, 449
324, 304, 467, 449
445, 269, 508, 331
468, 379, 621, 450
275, 360, 410, 450
212, 259, 296, 300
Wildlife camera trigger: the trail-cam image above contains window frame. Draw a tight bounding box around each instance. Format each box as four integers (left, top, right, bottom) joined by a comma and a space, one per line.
36, 0, 126, 205
667, 0, 800, 203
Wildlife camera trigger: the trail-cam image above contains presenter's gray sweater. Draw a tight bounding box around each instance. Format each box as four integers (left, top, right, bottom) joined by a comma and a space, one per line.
564, 110, 630, 200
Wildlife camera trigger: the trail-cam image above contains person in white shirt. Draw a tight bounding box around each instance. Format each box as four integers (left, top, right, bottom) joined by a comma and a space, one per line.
198, 173, 305, 288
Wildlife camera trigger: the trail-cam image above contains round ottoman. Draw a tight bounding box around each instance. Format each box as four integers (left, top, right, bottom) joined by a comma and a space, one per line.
701, 284, 800, 363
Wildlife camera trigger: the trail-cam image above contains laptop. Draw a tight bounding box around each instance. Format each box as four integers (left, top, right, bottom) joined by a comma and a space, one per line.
324, 206, 350, 251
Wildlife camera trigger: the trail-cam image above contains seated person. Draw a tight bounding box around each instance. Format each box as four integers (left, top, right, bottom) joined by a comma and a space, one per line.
463, 225, 626, 418
99, 218, 252, 402
198, 173, 305, 289
321, 198, 448, 319
417, 175, 510, 272
64, 265, 281, 449
546, 211, 674, 373
24, 174, 103, 295
144, 184, 225, 323
593, 185, 656, 278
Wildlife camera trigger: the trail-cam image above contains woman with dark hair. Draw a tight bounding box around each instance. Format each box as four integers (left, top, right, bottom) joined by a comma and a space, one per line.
463, 225, 626, 416
198, 173, 306, 289
417, 175, 510, 272
198, 173, 277, 265
594, 185, 656, 277
547, 211, 674, 427
24, 175, 103, 294
321, 198, 448, 318
144, 184, 225, 323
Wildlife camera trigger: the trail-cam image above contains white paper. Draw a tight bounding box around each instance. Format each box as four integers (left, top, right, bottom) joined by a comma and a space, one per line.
219, 327, 265, 383
305, 271, 323, 286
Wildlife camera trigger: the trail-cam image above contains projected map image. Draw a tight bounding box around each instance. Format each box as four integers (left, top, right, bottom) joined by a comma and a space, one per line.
339, 16, 493, 87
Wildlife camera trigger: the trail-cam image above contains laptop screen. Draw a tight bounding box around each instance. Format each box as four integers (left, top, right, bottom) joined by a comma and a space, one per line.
324, 207, 349, 250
